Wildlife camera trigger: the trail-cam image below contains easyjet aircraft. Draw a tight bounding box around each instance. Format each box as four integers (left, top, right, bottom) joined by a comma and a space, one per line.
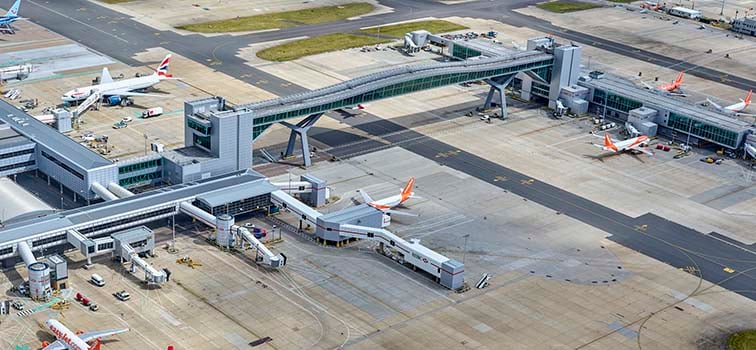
657, 71, 684, 92
708, 90, 752, 115
358, 177, 420, 216
641, 71, 684, 95
592, 133, 654, 156
42, 319, 129, 350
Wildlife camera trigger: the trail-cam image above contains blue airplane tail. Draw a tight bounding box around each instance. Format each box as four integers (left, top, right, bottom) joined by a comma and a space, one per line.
6, 0, 20, 18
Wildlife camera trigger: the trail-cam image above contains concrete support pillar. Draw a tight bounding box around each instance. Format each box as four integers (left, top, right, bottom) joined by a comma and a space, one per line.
281, 113, 323, 167
483, 75, 516, 120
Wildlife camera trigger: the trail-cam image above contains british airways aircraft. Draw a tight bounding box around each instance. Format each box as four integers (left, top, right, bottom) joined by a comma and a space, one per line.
0, 0, 22, 34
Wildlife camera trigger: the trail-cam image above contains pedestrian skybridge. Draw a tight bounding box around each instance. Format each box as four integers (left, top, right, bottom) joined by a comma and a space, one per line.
236, 50, 554, 140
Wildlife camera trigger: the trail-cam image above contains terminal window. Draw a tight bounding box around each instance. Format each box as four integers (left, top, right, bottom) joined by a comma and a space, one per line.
668, 113, 739, 148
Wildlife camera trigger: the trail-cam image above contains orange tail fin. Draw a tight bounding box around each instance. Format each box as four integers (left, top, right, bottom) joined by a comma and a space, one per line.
745, 90, 752, 105
675, 71, 684, 84
89, 339, 102, 350
603, 134, 613, 147
604, 134, 618, 151
400, 177, 415, 199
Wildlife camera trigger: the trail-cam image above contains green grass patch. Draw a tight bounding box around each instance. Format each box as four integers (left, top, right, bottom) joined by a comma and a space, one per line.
177, 3, 374, 33
257, 33, 391, 62
728, 331, 756, 350
360, 20, 468, 38
536, 1, 602, 13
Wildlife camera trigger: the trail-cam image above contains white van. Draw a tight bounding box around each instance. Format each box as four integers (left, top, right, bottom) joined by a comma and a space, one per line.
90, 274, 105, 287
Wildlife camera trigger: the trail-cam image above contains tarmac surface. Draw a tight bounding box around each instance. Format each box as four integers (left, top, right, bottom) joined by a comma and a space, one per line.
9, 0, 756, 301
307, 109, 756, 301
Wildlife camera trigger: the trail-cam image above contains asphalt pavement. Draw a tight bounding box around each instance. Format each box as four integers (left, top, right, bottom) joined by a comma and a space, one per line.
12, 0, 756, 300
323, 110, 756, 301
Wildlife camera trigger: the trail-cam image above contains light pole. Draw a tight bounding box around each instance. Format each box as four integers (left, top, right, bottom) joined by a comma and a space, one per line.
171, 213, 177, 252
143, 133, 149, 155
720, 0, 725, 16
462, 234, 470, 264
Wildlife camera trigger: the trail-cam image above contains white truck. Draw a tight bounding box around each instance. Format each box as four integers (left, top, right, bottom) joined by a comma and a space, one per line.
141, 107, 163, 119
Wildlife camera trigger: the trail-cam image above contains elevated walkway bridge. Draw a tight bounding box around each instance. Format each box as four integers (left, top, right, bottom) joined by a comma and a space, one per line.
232, 50, 553, 165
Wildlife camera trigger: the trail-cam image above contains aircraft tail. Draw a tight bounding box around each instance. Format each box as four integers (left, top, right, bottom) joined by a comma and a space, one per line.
156, 54, 172, 78
400, 177, 415, 201
674, 71, 684, 85
603, 134, 618, 151
745, 90, 752, 105
88, 339, 102, 350
6, 0, 20, 17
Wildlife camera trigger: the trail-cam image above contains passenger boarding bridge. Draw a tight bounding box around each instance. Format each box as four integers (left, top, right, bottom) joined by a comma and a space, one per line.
240, 51, 553, 166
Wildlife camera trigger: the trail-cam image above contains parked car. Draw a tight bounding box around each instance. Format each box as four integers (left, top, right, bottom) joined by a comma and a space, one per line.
114, 290, 130, 301
89, 303, 99, 312
90, 273, 106, 287
11, 300, 24, 311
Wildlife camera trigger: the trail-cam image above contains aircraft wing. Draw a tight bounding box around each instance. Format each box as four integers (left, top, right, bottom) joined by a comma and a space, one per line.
42, 341, 68, 350
639, 80, 654, 90
705, 98, 723, 110
79, 328, 130, 342
357, 189, 374, 204
386, 209, 419, 217
630, 145, 654, 156
107, 90, 164, 98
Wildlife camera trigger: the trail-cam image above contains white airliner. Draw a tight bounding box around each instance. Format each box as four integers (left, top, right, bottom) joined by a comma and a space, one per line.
41, 319, 129, 350
592, 133, 653, 156
707, 90, 752, 115
62, 54, 175, 103
358, 177, 420, 216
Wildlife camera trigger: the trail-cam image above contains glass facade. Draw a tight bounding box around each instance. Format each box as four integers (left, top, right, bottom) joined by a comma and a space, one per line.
592, 89, 642, 113
195, 193, 272, 217
252, 59, 554, 132
193, 134, 211, 149
0, 160, 34, 173
79, 207, 176, 235
451, 44, 482, 59
531, 82, 550, 98
119, 158, 161, 175
668, 112, 740, 148
187, 119, 211, 135
0, 148, 34, 160
119, 170, 162, 187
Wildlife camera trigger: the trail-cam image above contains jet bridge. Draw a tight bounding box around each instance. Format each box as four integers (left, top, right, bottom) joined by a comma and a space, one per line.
270, 190, 322, 228
112, 227, 166, 285
180, 201, 285, 268
339, 224, 464, 289
272, 189, 464, 289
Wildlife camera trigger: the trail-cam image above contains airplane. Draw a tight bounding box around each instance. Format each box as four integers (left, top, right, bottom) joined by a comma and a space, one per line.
707, 90, 752, 115
0, 0, 22, 34
641, 71, 685, 95
350, 104, 367, 110
41, 319, 129, 350
592, 133, 654, 156
358, 177, 420, 216
62, 54, 176, 103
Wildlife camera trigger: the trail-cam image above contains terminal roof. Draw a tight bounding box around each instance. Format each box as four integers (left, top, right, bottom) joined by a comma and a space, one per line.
0, 100, 112, 169
0, 170, 267, 246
